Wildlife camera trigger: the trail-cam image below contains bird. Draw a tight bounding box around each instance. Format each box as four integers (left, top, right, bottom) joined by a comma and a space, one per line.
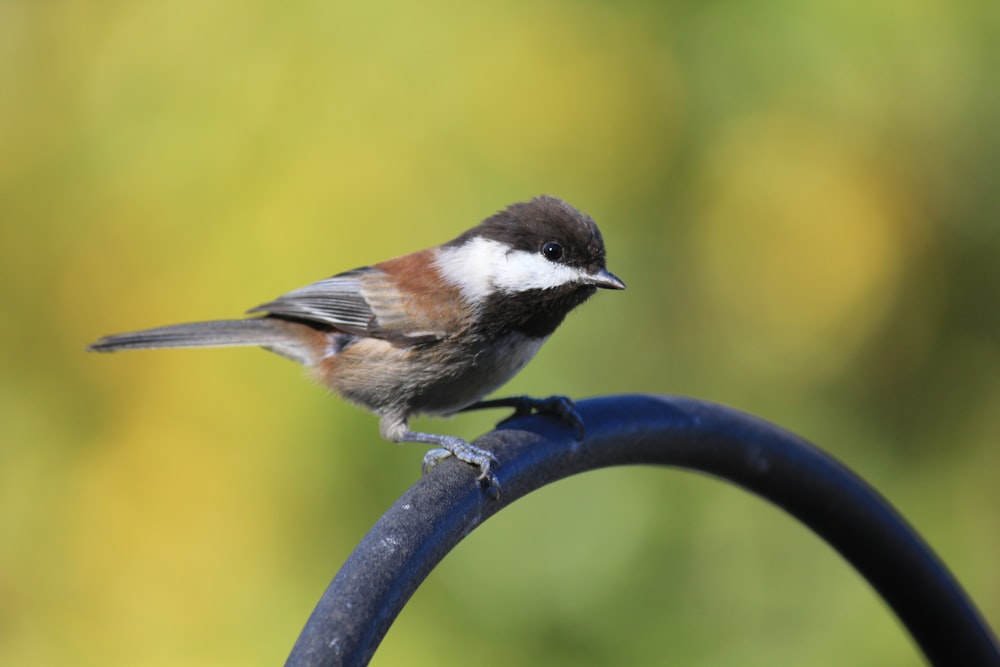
88, 195, 625, 491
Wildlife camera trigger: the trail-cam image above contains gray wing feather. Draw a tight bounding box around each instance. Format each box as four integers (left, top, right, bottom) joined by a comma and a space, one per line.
249, 267, 447, 345
247, 269, 374, 336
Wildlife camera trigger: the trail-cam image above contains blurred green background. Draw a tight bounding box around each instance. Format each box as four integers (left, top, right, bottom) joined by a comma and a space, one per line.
3, 0, 999, 664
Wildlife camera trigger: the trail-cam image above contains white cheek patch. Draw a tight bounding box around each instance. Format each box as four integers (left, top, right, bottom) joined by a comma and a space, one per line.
433, 238, 589, 304
433, 238, 500, 303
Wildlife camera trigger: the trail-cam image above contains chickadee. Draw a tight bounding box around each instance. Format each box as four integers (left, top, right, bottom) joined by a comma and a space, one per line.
88, 195, 625, 490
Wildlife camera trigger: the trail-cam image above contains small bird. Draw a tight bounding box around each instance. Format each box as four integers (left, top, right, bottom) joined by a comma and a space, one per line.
88, 195, 625, 490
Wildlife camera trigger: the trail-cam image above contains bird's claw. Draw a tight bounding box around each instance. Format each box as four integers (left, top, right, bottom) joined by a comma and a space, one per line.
497, 395, 586, 440
422, 440, 501, 498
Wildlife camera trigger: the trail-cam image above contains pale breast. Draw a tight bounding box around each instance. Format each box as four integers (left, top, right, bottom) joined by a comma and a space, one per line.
314, 331, 549, 419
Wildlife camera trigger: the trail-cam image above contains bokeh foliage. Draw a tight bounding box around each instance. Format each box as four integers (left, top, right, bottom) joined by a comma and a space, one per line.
2, 0, 998, 665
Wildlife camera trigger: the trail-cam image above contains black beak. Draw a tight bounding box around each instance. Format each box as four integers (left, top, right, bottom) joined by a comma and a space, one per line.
590, 268, 626, 290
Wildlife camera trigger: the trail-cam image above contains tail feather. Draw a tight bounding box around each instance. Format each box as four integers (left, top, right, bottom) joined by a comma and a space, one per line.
87, 318, 319, 365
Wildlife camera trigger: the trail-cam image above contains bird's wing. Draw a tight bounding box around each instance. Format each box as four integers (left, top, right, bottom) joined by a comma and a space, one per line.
247, 266, 447, 345
248, 268, 374, 335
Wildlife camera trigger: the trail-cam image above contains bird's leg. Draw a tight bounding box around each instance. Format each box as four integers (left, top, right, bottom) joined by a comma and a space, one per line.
382, 414, 500, 493
406, 431, 497, 477
459, 395, 585, 440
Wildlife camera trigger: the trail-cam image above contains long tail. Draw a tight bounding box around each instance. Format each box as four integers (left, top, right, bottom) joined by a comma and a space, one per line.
87, 318, 320, 365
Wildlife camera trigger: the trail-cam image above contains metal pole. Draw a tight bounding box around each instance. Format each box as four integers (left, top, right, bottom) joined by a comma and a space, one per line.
285, 394, 1000, 666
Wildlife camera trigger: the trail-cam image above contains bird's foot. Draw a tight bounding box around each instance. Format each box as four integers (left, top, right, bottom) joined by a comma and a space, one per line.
464, 395, 585, 440
404, 431, 500, 497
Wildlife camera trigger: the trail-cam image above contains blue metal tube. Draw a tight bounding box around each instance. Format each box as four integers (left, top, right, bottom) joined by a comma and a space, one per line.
285, 395, 1000, 667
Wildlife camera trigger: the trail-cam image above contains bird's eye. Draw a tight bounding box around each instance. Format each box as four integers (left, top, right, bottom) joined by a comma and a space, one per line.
541, 241, 563, 262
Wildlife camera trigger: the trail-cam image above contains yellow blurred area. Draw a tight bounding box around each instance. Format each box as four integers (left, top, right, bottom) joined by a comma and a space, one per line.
693, 115, 917, 379
2, 0, 999, 665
